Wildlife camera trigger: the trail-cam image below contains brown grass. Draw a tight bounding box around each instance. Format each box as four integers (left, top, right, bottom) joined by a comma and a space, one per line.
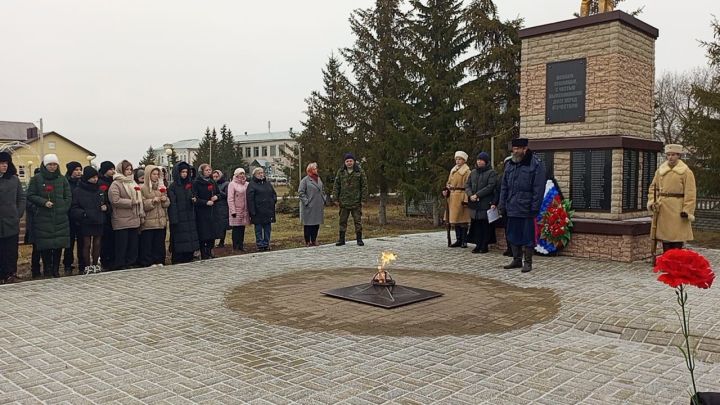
692, 231, 720, 250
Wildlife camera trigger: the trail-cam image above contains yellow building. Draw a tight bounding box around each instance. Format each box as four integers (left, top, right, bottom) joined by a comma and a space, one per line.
12, 131, 96, 183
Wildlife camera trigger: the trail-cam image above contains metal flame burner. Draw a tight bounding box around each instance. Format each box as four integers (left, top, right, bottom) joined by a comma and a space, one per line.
323, 268, 442, 309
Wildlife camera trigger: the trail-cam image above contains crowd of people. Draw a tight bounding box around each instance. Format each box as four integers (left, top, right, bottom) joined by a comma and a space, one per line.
0, 150, 369, 284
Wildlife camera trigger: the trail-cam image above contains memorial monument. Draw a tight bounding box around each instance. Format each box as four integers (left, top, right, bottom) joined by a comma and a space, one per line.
517, 7, 662, 261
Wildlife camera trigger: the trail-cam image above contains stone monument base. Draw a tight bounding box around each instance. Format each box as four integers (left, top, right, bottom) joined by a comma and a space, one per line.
496, 217, 652, 262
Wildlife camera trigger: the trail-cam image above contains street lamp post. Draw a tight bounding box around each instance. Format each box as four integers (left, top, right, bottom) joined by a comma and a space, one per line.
165, 148, 173, 181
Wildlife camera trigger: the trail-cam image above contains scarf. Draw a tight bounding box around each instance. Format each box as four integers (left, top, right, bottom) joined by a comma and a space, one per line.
233, 176, 246, 185
113, 173, 144, 217
309, 173, 319, 182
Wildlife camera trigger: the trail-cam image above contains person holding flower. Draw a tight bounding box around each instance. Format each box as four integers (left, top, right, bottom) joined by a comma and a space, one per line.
70, 166, 106, 274
140, 165, 170, 267
27, 154, 71, 278
227, 168, 250, 251
97, 161, 116, 269
109, 160, 144, 270
211, 170, 230, 248
193, 163, 219, 259
442, 151, 471, 248
648, 144, 697, 252
168, 162, 199, 264
498, 138, 546, 273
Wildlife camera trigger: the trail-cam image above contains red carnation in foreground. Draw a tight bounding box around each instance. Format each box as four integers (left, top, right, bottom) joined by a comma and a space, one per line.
207, 184, 214, 191
134, 185, 141, 191
654, 249, 715, 289
159, 186, 167, 193
99, 184, 108, 192
44, 184, 54, 193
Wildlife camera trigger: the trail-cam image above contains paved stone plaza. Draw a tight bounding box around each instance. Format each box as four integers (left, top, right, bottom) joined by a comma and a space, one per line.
2, 232, 720, 404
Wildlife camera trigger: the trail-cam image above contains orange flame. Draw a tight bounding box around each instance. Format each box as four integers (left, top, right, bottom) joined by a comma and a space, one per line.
377, 251, 398, 272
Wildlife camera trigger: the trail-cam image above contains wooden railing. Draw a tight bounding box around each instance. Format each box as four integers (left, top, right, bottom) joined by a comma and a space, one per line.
697, 197, 720, 211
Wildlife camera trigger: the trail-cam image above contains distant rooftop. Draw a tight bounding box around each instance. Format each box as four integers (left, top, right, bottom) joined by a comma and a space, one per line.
0, 121, 37, 141
235, 130, 293, 144
155, 139, 201, 150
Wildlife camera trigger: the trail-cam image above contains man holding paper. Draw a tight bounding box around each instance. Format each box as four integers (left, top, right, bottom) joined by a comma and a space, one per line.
498, 138, 546, 273
465, 152, 498, 253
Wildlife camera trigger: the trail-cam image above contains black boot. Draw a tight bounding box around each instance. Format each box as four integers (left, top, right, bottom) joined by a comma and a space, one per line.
336, 231, 346, 246
356, 232, 364, 246
460, 227, 468, 248
522, 246, 533, 273
450, 226, 462, 247
503, 245, 523, 269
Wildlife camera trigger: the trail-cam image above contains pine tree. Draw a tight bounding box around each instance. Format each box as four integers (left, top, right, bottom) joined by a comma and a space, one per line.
216, 125, 243, 177
406, 0, 470, 224
343, 0, 416, 224
687, 18, 720, 194
193, 127, 218, 168
463, 0, 522, 170
139, 145, 157, 167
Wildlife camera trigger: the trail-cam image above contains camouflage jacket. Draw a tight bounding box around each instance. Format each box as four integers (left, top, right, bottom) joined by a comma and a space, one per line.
332, 164, 368, 209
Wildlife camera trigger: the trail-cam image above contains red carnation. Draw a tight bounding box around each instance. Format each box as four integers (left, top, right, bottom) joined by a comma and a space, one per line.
207, 184, 214, 191
185, 183, 192, 190
44, 184, 54, 193
134, 185, 141, 191
159, 185, 167, 193
654, 249, 715, 289
99, 184, 108, 192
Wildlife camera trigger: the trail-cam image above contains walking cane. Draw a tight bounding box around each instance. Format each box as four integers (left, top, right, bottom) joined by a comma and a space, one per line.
650, 183, 659, 265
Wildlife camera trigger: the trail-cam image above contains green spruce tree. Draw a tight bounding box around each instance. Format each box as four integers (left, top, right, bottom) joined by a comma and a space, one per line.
407, 0, 470, 224
687, 18, 720, 194
193, 127, 218, 168
343, 0, 416, 224
139, 145, 157, 166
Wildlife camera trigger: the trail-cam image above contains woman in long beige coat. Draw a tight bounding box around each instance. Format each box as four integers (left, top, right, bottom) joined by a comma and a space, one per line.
140, 165, 170, 267
442, 151, 471, 247
647, 144, 696, 252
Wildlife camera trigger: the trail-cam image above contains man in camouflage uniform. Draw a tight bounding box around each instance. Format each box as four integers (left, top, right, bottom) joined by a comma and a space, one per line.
333, 153, 368, 246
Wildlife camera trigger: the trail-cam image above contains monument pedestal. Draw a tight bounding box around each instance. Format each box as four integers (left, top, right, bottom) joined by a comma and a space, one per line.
519, 11, 662, 262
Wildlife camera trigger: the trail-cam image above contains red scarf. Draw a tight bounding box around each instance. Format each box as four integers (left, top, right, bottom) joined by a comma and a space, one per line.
309, 173, 319, 182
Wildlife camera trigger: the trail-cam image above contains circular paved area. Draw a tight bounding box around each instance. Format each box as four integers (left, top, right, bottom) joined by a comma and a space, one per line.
1, 232, 720, 404
226, 268, 560, 337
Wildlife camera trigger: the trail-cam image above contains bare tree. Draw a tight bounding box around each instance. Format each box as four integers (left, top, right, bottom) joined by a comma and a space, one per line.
653, 68, 713, 145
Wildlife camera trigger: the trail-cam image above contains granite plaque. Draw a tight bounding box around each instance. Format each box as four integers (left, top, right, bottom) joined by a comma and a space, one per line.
622, 150, 639, 210
534, 151, 555, 180
546, 58, 586, 124
570, 150, 612, 211
642, 151, 658, 208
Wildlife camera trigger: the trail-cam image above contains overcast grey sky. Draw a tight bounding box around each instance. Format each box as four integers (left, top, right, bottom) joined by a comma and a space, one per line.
1, 0, 716, 164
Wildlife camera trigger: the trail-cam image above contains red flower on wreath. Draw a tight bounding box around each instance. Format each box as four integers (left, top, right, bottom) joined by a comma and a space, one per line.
184, 183, 192, 190
654, 249, 715, 289
44, 184, 54, 193
207, 184, 214, 191
99, 184, 108, 192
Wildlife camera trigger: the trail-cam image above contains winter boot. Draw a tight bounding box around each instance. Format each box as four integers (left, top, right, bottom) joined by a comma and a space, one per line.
356, 232, 364, 246
503, 245, 523, 269
522, 246, 533, 273
450, 226, 462, 247
460, 227, 468, 248
336, 231, 346, 246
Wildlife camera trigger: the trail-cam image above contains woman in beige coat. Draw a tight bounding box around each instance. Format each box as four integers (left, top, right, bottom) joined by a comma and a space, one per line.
648, 144, 697, 252
442, 151, 471, 247
140, 165, 170, 267
109, 160, 144, 270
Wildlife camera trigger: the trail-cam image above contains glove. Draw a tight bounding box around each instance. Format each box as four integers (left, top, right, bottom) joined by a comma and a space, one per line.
681, 212, 688, 218
231, 213, 237, 218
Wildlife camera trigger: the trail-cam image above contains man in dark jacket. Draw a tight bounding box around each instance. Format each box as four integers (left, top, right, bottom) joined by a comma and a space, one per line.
332, 153, 368, 246
0, 151, 25, 284
498, 138, 546, 273
64, 161, 83, 274
97, 161, 115, 269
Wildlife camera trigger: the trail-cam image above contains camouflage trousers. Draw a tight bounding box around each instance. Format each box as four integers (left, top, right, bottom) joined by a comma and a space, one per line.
338, 207, 362, 233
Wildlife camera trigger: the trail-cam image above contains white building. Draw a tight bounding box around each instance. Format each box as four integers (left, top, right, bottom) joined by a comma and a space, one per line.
154, 139, 200, 167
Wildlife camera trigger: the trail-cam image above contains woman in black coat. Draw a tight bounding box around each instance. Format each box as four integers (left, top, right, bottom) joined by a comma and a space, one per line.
70, 167, 107, 272
465, 152, 498, 254
193, 163, 219, 259
211, 170, 230, 248
168, 162, 200, 264
246, 167, 277, 251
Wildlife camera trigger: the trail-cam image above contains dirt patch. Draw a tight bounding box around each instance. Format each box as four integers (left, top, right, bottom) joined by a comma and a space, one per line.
225, 268, 561, 337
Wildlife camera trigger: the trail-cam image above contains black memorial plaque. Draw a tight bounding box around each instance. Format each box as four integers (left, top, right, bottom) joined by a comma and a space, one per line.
546, 58, 586, 124
622, 150, 639, 210
641, 151, 658, 208
534, 151, 555, 180
570, 149, 612, 211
